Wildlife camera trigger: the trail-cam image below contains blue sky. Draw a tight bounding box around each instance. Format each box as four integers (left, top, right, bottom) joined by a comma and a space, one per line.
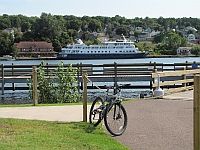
0, 0, 200, 18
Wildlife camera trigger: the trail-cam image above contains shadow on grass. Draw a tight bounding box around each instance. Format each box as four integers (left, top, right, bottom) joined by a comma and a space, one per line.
56, 121, 99, 134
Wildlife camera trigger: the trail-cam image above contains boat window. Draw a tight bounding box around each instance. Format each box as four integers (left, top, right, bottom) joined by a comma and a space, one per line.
87, 51, 89, 53
105, 51, 107, 53
102, 51, 104, 53
98, 51, 100, 53
115, 51, 117, 52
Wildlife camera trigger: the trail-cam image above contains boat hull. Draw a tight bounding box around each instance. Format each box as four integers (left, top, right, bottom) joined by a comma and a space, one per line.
57, 52, 148, 60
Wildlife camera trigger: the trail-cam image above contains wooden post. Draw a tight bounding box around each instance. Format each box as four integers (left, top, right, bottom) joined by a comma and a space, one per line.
194, 74, 200, 150
114, 62, 117, 93
82, 70, 88, 122
186, 61, 188, 70
32, 66, 38, 106
12, 63, 15, 91
1, 64, 4, 95
182, 67, 186, 90
152, 69, 157, 91
153, 62, 156, 70
46, 63, 49, 76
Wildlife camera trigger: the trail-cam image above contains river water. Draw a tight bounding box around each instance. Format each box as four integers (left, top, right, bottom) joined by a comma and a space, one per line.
1, 57, 200, 65
0, 57, 200, 104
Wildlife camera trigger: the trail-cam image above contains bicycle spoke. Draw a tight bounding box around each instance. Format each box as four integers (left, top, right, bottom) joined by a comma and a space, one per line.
89, 97, 105, 126
104, 103, 127, 136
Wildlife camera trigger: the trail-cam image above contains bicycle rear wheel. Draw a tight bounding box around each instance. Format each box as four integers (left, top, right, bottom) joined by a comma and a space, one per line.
89, 97, 105, 126
104, 103, 127, 136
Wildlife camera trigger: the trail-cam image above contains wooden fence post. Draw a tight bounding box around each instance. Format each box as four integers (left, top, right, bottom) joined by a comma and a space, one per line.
1, 64, 4, 95
182, 67, 186, 90
32, 66, 38, 106
152, 69, 157, 91
82, 70, 88, 122
194, 74, 200, 150
12, 63, 15, 91
114, 62, 117, 93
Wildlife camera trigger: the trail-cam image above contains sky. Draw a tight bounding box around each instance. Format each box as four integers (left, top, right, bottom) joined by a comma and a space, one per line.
0, 0, 200, 18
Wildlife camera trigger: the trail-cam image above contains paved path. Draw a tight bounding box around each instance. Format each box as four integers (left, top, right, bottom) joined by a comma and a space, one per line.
0, 90, 194, 150
0, 105, 91, 122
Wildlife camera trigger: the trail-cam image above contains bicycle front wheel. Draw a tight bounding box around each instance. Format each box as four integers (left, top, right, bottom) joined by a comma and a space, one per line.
89, 97, 105, 126
104, 103, 127, 136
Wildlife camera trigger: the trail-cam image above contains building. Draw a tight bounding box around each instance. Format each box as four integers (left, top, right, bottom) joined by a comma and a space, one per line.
187, 34, 196, 42
3, 28, 14, 38
14, 41, 57, 57
177, 47, 192, 56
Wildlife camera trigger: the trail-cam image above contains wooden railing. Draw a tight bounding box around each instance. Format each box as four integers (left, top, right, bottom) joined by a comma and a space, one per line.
0, 61, 200, 94
152, 68, 200, 94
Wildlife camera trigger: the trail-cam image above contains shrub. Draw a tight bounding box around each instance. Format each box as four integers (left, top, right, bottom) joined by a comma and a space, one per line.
27, 61, 82, 103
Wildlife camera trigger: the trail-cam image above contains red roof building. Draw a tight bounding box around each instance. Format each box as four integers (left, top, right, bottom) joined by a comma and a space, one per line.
14, 41, 57, 57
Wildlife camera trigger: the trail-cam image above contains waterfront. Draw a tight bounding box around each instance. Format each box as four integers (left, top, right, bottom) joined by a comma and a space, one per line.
0, 57, 199, 104
1, 56, 200, 65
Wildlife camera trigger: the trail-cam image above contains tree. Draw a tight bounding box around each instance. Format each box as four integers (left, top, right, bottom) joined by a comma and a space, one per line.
69, 19, 82, 30
88, 19, 102, 32
32, 13, 62, 41
11, 45, 19, 59
0, 32, 13, 56
22, 31, 34, 41
21, 22, 31, 32
115, 25, 130, 36
0, 17, 11, 30
191, 45, 200, 56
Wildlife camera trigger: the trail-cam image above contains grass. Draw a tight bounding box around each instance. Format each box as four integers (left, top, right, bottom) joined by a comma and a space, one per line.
0, 102, 92, 108
135, 41, 157, 51
0, 118, 130, 150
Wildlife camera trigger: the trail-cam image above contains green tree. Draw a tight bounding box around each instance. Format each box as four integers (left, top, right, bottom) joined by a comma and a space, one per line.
0, 31, 13, 56
115, 25, 130, 36
88, 19, 102, 32
11, 45, 19, 59
191, 45, 200, 56
33, 13, 62, 41
21, 22, 31, 32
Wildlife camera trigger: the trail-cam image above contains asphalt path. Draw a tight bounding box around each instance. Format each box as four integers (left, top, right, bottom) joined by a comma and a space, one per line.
0, 90, 194, 150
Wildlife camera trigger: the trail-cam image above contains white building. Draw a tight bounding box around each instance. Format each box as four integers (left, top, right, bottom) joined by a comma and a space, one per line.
187, 34, 196, 42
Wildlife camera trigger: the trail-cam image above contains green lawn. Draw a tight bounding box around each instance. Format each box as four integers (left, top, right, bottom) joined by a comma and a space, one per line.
0, 118, 130, 150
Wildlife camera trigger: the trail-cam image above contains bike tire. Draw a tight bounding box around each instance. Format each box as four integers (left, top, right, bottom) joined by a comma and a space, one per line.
89, 97, 105, 126
104, 103, 127, 136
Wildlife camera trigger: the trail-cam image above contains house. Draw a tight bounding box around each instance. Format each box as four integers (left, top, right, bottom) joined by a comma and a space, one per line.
135, 27, 143, 32
14, 41, 57, 57
187, 34, 196, 42
177, 47, 192, 56
3, 28, 14, 38
138, 32, 150, 41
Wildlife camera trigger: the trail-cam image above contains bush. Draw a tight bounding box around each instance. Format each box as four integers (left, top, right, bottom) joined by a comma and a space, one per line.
27, 61, 82, 103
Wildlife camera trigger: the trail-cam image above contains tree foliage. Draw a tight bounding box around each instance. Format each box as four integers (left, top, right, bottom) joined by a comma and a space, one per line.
0, 13, 200, 56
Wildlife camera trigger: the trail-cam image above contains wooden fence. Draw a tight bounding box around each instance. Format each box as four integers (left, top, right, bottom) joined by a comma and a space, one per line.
0, 61, 200, 95
194, 75, 200, 150
152, 68, 200, 94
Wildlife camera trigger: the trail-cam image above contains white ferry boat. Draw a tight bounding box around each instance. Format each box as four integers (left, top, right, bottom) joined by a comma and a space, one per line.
57, 35, 149, 60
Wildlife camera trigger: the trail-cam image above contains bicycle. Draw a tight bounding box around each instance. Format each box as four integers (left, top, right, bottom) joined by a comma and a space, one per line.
89, 83, 130, 136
